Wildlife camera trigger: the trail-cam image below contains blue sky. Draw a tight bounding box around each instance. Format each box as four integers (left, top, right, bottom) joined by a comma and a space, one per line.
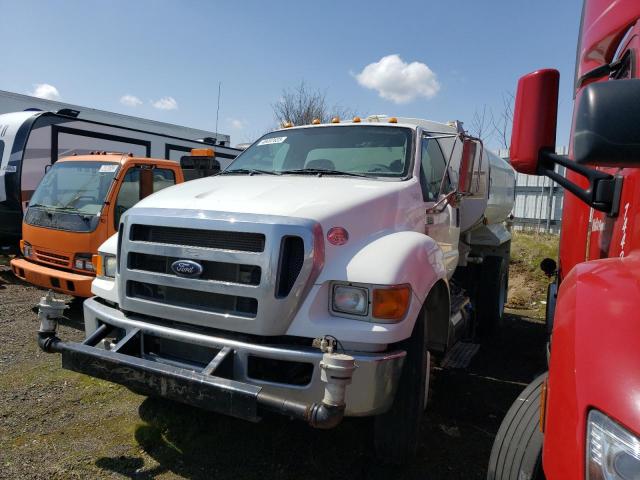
0, 0, 582, 149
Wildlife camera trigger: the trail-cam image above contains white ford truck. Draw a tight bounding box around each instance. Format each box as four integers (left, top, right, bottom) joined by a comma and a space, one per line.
38, 116, 515, 463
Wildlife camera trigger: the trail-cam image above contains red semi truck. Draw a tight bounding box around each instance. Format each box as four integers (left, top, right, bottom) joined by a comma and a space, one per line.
488, 1, 640, 479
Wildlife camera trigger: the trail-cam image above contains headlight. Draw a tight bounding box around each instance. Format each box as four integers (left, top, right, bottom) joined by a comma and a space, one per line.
92, 254, 116, 278
21, 240, 33, 258
332, 284, 368, 316
587, 409, 640, 480
74, 253, 94, 272
103, 255, 117, 278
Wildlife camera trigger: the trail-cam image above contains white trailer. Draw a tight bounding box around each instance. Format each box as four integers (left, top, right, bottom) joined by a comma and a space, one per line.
38, 115, 516, 464
0, 90, 239, 251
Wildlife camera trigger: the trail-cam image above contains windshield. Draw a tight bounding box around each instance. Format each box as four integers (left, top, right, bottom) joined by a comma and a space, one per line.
29, 161, 119, 215
225, 126, 413, 179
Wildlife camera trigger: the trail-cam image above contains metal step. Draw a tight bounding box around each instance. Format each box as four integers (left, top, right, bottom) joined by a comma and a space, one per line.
441, 341, 480, 370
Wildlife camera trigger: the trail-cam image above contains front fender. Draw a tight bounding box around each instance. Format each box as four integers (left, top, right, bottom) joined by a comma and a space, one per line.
286, 232, 447, 345
341, 231, 447, 304
543, 253, 640, 479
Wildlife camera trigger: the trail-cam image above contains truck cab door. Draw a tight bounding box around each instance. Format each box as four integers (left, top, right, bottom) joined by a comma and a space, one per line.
420, 135, 460, 278
111, 165, 177, 231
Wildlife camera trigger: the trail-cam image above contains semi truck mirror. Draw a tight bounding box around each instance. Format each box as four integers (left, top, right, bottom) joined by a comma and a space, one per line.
510, 69, 560, 175
458, 139, 477, 194
540, 258, 557, 277
574, 79, 640, 167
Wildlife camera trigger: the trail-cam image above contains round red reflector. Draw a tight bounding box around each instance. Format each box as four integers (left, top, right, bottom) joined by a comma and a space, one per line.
327, 227, 349, 245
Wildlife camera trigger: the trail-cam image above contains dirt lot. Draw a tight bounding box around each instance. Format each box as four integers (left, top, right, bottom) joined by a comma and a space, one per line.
0, 233, 552, 479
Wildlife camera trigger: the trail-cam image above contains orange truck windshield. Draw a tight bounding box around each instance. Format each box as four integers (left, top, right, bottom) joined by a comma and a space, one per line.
28, 161, 119, 216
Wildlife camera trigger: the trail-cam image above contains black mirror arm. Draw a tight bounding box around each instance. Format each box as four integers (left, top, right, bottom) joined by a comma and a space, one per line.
539, 150, 623, 216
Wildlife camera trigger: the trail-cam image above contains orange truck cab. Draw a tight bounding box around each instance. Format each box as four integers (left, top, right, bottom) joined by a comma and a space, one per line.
10, 152, 187, 297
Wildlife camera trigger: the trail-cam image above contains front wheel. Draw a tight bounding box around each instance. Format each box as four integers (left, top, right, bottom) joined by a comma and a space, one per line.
487, 373, 547, 480
373, 303, 430, 465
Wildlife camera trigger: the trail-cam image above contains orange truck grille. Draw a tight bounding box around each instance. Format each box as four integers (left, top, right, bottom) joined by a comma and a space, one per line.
34, 249, 71, 268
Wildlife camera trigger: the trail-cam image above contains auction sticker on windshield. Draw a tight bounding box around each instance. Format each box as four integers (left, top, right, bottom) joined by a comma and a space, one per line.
98, 164, 118, 173
257, 137, 286, 146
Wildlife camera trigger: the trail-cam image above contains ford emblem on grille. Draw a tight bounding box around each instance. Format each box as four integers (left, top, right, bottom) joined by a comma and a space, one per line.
170, 260, 203, 278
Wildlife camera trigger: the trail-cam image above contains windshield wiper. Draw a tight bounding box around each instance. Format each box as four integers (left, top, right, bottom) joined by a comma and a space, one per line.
27, 204, 80, 212
279, 168, 370, 178
219, 168, 280, 176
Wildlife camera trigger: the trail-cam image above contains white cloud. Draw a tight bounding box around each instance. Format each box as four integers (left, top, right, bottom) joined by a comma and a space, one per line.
230, 119, 245, 129
151, 96, 178, 110
355, 54, 440, 104
120, 94, 142, 107
29, 83, 61, 101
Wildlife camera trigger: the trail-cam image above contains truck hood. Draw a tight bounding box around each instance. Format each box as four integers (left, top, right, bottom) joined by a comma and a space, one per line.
134, 175, 416, 224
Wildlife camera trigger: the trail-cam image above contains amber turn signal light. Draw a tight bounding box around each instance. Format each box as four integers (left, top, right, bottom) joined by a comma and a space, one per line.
372, 285, 411, 321
92, 255, 103, 277
539, 377, 548, 433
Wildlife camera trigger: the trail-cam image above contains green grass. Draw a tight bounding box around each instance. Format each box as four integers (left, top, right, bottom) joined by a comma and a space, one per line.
507, 231, 559, 317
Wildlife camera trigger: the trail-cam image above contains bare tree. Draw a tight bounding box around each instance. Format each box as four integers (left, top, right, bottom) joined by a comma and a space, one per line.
491, 92, 515, 149
272, 81, 354, 126
469, 105, 494, 143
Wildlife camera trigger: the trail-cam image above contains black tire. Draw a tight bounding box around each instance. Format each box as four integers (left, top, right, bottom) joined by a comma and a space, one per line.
487, 373, 547, 480
374, 303, 430, 465
476, 255, 508, 334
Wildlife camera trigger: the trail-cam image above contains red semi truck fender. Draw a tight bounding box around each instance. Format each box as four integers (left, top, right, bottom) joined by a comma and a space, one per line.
543, 252, 640, 478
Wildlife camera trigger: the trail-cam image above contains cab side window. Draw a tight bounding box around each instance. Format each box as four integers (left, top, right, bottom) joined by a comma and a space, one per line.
114, 168, 140, 229
152, 168, 176, 193
420, 137, 451, 201
113, 168, 177, 229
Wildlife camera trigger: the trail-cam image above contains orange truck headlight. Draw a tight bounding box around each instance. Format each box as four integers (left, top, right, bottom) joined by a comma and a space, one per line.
372, 285, 411, 321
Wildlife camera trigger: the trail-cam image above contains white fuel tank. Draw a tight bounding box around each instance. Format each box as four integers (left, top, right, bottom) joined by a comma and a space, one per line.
483, 149, 516, 225
438, 136, 515, 233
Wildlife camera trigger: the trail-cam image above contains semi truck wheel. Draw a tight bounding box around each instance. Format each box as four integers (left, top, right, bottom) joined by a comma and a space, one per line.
373, 302, 431, 464
487, 373, 546, 480
476, 255, 508, 334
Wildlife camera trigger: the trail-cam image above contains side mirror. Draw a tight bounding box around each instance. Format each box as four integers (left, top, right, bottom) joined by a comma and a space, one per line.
574, 79, 640, 167
510, 69, 560, 175
139, 168, 154, 199
458, 138, 477, 194
540, 257, 557, 277
180, 153, 221, 181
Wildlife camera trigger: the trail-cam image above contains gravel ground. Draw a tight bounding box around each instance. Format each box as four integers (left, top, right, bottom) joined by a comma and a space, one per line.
0, 265, 547, 480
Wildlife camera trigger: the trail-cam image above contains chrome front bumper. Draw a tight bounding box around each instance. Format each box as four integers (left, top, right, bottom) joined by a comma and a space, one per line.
83, 297, 406, 416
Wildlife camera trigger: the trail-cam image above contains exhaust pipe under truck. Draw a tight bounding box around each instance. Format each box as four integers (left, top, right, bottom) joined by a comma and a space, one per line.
39, 115, 515, 464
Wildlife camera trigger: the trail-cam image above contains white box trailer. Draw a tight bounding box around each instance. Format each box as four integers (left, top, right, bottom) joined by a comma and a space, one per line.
0, 90, 239, 251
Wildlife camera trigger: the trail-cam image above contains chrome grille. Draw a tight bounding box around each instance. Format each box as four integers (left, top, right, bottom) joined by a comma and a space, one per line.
130, 225, 265, 252
118, 208, 323, 336
127, 281, 258, 317
128, 252, 261, 285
